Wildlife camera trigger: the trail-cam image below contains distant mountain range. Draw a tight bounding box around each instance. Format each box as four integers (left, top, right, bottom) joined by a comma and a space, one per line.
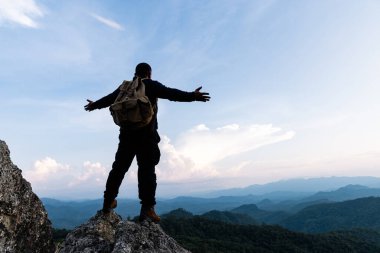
42, 176, 380, 229
46, 187, 380, 251
200, 176, 380, 197
302, 184, 380, 202
256, 184, 380, 213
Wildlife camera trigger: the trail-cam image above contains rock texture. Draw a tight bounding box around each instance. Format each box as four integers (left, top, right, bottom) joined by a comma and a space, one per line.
58, 211, 122, 253
0, 140, 55, 253
59, 211, 191, 253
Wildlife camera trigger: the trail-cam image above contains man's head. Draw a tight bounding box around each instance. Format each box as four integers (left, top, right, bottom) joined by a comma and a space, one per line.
135, 62, 152, 78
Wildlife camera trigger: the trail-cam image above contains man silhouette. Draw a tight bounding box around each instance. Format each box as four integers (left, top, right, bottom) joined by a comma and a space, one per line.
85, 63, 210, 222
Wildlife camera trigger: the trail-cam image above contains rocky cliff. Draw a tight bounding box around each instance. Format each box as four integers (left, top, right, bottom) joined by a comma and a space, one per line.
0, 140, 55, 253
58, 211, 191, 253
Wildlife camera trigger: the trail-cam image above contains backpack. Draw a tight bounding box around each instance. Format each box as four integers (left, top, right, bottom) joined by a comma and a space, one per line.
109, 77, 154, 128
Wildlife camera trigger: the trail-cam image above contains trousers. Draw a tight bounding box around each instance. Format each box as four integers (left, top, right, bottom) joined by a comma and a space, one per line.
104, 127, 160, 206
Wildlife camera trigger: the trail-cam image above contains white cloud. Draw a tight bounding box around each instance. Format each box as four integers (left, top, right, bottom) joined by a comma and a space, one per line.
157, 123, 295, 182
24, 158, 109, 199
157, 135, 218, 182
178, 123, 295, 167
68, 161, 108, 187
90, 13, 124, 31
24, 157, 71, 182
0, 0, 44, 28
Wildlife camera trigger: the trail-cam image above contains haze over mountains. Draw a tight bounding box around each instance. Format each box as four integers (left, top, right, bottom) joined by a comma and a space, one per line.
199, 176, 380, 197
43, 176, 380, 229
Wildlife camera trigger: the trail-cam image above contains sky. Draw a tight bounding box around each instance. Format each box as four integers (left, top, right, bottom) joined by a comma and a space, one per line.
1, 0, 380, 200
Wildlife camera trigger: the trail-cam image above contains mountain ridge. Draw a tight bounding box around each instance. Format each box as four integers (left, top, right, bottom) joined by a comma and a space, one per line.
200, 176, 380, 197
279, 197, 380, 233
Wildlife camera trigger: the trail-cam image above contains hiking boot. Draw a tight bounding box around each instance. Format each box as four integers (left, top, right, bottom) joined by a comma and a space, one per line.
139, 205, 161, 223
102, 198, 117, 214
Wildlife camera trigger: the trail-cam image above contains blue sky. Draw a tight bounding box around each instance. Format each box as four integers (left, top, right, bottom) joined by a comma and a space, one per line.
1, 0, 380, 199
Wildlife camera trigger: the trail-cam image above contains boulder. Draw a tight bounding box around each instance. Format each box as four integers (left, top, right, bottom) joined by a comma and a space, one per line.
58, 211, 122, 253
0, 140, 54, 253
59, 211, 191, 253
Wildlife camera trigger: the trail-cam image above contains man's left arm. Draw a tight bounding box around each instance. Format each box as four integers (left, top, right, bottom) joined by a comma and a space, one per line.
147, 80, 210, 102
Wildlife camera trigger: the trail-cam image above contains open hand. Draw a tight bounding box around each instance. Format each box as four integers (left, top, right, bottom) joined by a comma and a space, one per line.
194, 86, 210, 102
84, 99, 95, 111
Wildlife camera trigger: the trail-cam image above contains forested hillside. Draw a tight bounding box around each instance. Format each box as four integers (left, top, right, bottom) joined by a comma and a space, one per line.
160, 216, 380, 253
279, 197, 380, 233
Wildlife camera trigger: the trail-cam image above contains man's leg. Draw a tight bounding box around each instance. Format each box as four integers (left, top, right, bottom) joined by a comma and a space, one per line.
136, 134, 160, 221
136, 141, 160, 206
103, 131, 135, 210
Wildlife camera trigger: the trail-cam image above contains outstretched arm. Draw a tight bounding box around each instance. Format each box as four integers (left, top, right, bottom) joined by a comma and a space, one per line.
193, 86, 210, 102
84, 99, 95, 111
145, 80, 211, 102
84, 88, 120, 112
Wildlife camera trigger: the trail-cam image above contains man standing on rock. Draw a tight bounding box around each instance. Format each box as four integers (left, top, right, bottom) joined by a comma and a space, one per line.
84, 63, 210, 222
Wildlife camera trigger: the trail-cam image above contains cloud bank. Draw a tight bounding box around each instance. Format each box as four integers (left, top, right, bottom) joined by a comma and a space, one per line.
24, 158, 108, 199
157, 123, 295, 182
23, 123, 294, 198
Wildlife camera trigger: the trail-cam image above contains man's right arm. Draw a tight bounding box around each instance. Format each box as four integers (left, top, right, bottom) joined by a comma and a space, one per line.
85, 88, 119, 111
